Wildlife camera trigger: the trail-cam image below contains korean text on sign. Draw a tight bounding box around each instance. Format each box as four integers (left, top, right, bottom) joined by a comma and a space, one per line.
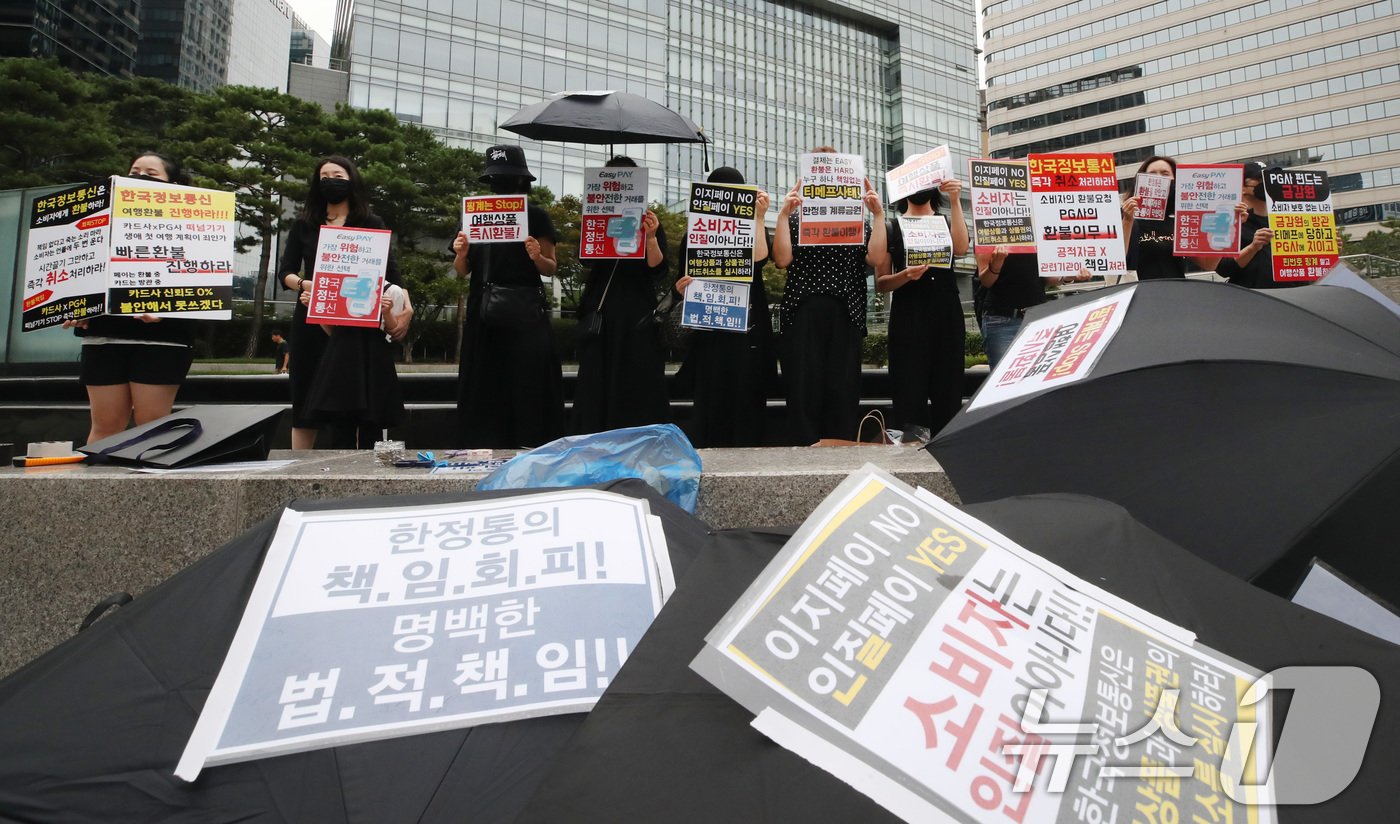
799, 152, 866, 246
463, 195, 529, 244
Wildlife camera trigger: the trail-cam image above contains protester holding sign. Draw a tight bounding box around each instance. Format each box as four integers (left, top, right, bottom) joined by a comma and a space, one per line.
279, 156, 405, 449
1120, 155, 1242, 279
773, 147, 889, 445
877, 179, 969, 437
573, 156, 669, 435
453, 145, 564, 448
672, 166, 778, 447
64, 152, 198, 446
1215, 162, 1301, 290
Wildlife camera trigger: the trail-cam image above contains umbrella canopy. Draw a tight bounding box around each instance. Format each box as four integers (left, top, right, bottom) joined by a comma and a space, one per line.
515, 495, 1400, 822
929, 278, 1400, 603
0, 480, 711, 823
501, 90, 707, 144
1266, 263, 1400, 355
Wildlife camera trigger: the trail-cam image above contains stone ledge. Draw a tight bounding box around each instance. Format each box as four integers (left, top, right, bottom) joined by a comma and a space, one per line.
0, 446, 951, 677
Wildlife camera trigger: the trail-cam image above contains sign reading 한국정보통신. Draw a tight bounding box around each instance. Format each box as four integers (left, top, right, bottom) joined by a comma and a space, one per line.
305, 225, 391, 329
1174, 165, 1243, 258
581, 166, 648, 260
1028, 154, 1127, 278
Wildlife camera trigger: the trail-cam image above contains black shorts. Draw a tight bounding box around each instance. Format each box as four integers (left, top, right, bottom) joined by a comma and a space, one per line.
79, 343, 194, 387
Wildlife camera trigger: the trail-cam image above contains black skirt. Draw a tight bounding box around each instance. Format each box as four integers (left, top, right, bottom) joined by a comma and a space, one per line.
305, 326, 404, 429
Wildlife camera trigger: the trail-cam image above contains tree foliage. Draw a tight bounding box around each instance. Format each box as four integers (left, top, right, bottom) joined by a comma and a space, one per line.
1343, 218, 1400, 261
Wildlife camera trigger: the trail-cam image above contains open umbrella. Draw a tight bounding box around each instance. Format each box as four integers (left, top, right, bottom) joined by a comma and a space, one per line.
501, 91, 708, 145
928, 278, 1400, 603
514, 495, 1400, 822
1266, 263, 1400, 355
0, 479, 711, 823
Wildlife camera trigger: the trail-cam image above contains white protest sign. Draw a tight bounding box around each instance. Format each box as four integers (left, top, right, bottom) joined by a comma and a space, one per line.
1174, 165, 1243, 257
1028, 154, 1127, 278
1133, 173, 1172, 222
886, 146, 954, 203
969, 286, 1136, 410
799, 152, 866, 245
897, 215, 953, 268
580, 166, 649, 259
176, 489, 674, 780
692, 465, 1274, 824
21, 181, 112, 330
305, 225, 392, 329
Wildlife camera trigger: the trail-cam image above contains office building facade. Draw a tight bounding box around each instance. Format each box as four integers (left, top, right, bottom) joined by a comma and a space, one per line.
0, 0, 140, 76
333, 0, 979, 206
137, 0, 233, 91
226, 0, 301, 91
983, 0, 1400, 230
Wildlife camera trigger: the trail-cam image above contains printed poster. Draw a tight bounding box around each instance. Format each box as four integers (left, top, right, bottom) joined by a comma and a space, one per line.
887, 146, 954, 203
969, 286, 1136, 411
1174, 165, 1243, 258
107, 176, 236, 319
21, 181, 112, 331
1264, 169, 1338, 283
177, 489, 674, 780
305, 225, 391, 329
1028, 154, 1127, 278
800, 152, 866, 245
685, 181, 758, 279
692, 466, 1274, 824
681, 277, 751, 333
1133, 174, 1172, 222
463, 195, 529, 244
970, 160, 1035, 254
581, 166, 648, 260
897, 215, 954, 268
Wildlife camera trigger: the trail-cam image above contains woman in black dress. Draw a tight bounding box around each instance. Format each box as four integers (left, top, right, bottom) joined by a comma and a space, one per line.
672, 166, 778, 447
66, 152, 197, 445
1120, 155, 1236, 280
279, 155, 409, 449
572, 156, 669, 434
877, 178, 970, 438
453, 145, 564, 448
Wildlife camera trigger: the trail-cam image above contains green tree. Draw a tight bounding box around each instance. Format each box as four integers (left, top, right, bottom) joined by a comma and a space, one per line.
179, 85, 323, 356
1345, 218, 1400, 260
0, 58, 121, 188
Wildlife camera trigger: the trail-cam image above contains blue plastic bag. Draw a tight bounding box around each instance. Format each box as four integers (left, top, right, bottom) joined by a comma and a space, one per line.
476, 424, 702, 512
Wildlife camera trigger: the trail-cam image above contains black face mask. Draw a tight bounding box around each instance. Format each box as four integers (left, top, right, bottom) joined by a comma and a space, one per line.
906, 189, 936, 206
319, 177, 352, 204
488, 177, 529, 195
129, 173, 166, 183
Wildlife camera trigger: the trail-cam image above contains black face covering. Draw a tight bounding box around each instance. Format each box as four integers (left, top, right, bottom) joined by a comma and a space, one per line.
906, 188, 936, 206
319, 177, 352, 204
487, 176, 529, 195
128, 172, 166, 183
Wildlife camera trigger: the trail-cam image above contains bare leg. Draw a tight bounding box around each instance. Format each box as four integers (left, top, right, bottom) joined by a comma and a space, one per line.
130, 382, 181, 425
85, 384, 133, 445
291, 426, 318, 450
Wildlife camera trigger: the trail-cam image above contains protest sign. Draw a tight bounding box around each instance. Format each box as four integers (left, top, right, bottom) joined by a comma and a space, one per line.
969, 159, 1035, 254
1174, 165, 1243, 257
22, 177, 236, 330
1028, 154, 1127, 278
463, 195, 529, 244
799, 152, 866, 245
1264, 169, 1338, 283
693, 465, 1274, 824
106, 177, 236, 319
305, 226, 392, 329
969, 286, 1136, 410
886, 146, 953, 204
685, 181, 758, 279
896, 215, 953, 268
581, 166, 648, 260
1133, 173, 1171, 222
176, 488, 674, 780
681, 277, 751, 333
21, 181, 112, 331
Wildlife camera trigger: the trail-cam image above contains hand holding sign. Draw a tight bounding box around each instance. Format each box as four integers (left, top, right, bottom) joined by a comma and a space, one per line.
642, 210, 659, 239
781, 182, 802, 217
861, 178, 883, 218
755, 190, 770, 220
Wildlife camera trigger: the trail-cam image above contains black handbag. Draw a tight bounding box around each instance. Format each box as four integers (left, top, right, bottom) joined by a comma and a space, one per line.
477, 248, 545, 329
78, 405, 284, 468
577, 263, 618, 345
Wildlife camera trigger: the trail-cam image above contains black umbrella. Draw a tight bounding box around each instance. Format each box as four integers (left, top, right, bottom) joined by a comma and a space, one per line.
929, 278, 1400, 603
0, 479, 711, 823
515, 495, 1400, 822
501, 91, 708, 145
1266, 263, 1400, 355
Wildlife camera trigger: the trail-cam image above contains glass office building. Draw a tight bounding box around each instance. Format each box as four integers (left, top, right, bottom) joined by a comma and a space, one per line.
137, 0, 233, 91
0, 0, 140, 77
334, 0, 978, 206
983, 0, 1400, 229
